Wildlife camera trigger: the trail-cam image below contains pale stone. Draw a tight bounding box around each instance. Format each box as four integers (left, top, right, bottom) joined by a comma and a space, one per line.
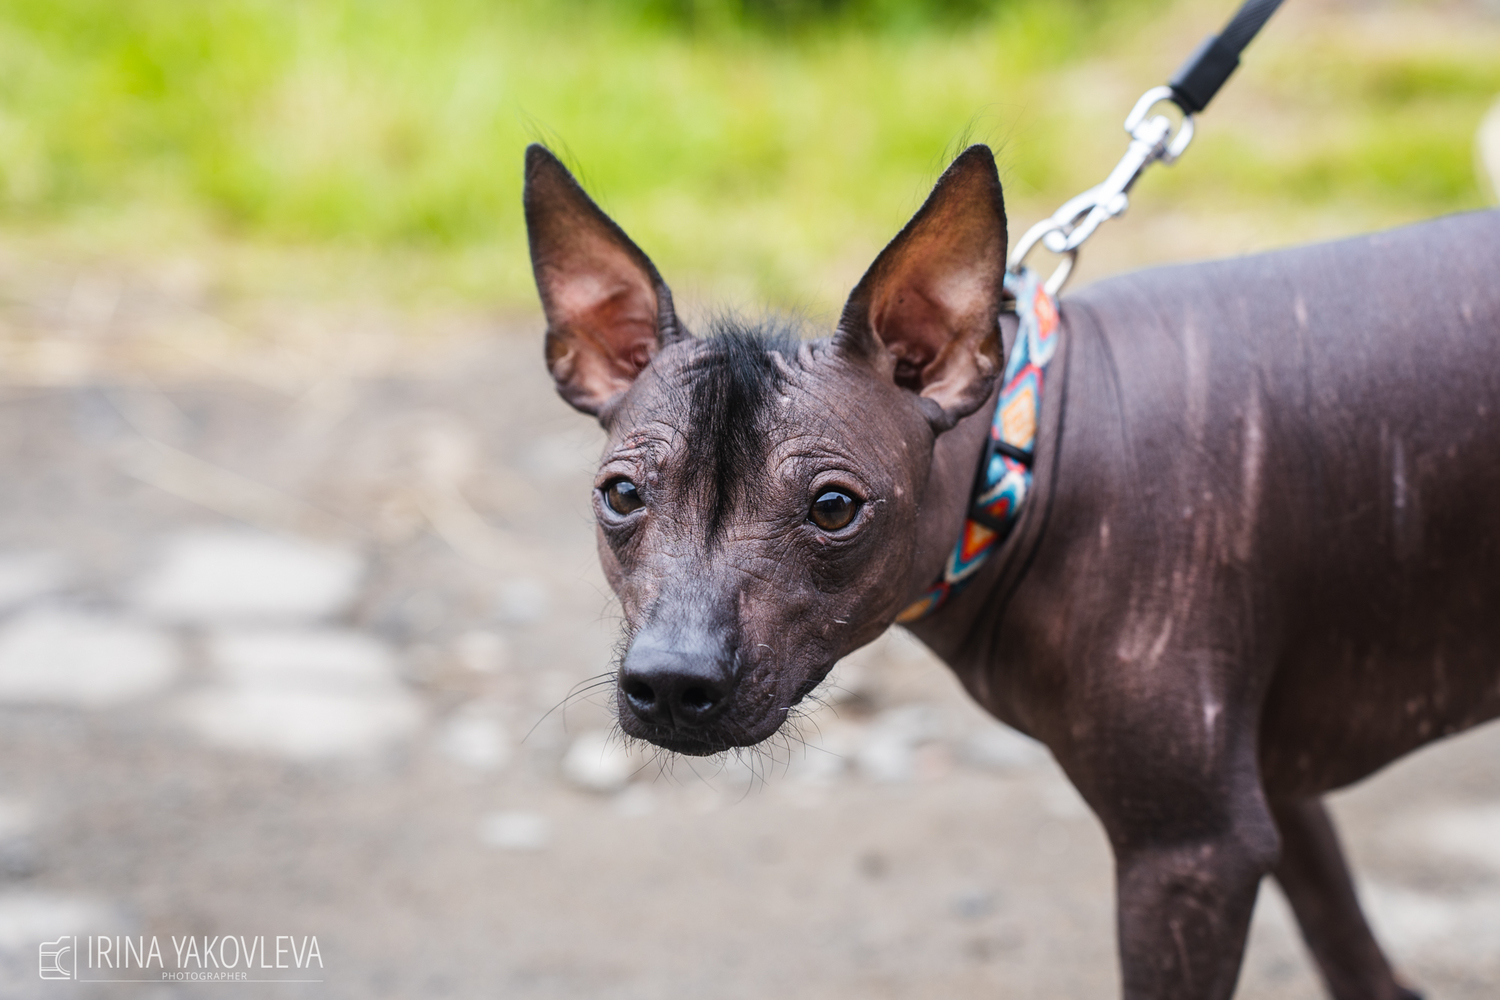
961, 724, 1049, 772
435, 710, 511, 772
494, 578, 548, 624
209, 629, 401, 695
0, 891, 128, 993
790, 752, 847, 785
0, 891, 125, 950
1411, 803, 1500, 874
914, 742, 956, 781
133, 531, 363, 623
1363, 880, 1500, 962
477, 811, 551, 851
855, 730, 915, 784
0, 800, 33, 842
561, 729, 635, 793
0, 553, 69, 612
178, 688, 421, 760
452, 630, 508, 674
612, 784, 657, 818
855, 704, 945, 784
0, 609, 179, 707
179, 627, 420, 759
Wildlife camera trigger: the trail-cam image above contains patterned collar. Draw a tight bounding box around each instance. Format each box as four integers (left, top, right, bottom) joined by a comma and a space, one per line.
897, 267, 1060, 623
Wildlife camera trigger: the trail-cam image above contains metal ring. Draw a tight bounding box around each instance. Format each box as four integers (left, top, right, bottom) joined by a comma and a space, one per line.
1007, 217, 1067, 274
1008, 217, 1078, 295
1043, 253, 1076, 297
1124, 85, 1195, 163
1163, 115, 1194, 163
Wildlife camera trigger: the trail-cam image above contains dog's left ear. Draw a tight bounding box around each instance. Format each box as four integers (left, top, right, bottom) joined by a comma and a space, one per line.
524, 144, 687, 419
835, 145, 1007, 431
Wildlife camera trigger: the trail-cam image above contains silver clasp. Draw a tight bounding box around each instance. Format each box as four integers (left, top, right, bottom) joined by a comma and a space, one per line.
1008, 85, 1194, 296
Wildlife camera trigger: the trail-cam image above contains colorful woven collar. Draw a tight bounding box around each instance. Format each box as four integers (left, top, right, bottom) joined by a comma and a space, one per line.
897, 267, 1060, 623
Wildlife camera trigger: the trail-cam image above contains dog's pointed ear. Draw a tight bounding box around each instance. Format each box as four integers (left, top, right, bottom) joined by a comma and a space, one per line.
524, 144, 687, 418
835, 145, 1007, 431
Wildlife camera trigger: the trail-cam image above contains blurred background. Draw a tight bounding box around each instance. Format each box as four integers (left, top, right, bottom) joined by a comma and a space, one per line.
0, 0, 1497, 996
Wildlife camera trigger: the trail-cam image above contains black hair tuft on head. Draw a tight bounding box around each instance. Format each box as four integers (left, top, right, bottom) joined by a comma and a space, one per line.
684, 317, 803, 545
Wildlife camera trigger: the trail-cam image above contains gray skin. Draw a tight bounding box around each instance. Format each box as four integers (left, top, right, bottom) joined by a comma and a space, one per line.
523, 141, 1500, 1000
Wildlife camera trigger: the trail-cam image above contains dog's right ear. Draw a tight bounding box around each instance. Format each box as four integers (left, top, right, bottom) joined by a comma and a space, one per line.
524, 145, 687, 418
834, 145, 1007, 433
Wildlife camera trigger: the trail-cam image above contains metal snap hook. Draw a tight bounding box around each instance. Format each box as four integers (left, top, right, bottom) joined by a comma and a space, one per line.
1125, 85, 1195, 163
1007, 217, 1077, 297
1006, 84, 1198, 297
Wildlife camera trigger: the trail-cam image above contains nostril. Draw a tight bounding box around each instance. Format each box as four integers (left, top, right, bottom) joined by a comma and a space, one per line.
623, 678, 656, 709
679, 686, 716, 714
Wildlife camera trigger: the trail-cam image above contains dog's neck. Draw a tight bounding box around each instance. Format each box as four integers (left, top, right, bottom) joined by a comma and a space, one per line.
901, 312, 1042, 658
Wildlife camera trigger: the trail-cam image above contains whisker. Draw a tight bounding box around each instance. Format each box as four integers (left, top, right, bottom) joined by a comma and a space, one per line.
523, 670, 617, 743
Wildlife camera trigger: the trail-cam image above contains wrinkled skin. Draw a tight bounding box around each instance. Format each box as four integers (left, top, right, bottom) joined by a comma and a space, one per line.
589, 340, 933, 752
524, 141, 1500, 999
524, 142, 1005, 755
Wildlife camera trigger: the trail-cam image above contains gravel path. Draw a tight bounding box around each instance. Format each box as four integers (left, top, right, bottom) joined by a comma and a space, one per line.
0, 261, 1494, 998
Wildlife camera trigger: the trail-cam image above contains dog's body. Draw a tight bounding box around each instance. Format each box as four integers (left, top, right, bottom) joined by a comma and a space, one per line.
523, 142, 1500, 999
912, 209, 1500, 999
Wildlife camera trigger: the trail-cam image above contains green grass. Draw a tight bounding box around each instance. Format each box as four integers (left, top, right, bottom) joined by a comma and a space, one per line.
0, 0, 1496, 310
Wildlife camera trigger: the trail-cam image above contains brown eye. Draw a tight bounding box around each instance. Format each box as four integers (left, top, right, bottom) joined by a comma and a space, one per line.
603, 478, 644, 516
810, 490, 858, 531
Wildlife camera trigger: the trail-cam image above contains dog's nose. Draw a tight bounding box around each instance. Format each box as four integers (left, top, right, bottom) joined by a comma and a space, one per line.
619, 630, 733, 730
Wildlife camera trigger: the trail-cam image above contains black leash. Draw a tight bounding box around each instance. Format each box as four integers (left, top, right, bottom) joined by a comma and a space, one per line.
1170, 0, 1287, 113
1007, 0, 1287, 294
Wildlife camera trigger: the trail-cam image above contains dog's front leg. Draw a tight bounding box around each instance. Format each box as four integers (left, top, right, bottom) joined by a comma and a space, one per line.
1111, 822, 1277, 1000
1059, 656, 1281, 1000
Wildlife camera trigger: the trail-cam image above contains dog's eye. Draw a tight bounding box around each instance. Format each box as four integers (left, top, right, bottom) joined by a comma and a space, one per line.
603, 478, 644, 516
810, 490, 858, 531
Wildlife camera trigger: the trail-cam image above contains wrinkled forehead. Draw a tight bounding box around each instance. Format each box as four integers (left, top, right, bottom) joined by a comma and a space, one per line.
614, 327, 800, 441
622, 325, 806, 522
604, 322, 905, 539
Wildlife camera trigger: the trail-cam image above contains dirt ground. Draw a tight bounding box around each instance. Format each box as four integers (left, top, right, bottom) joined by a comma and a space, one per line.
0, 241, 1495, 1000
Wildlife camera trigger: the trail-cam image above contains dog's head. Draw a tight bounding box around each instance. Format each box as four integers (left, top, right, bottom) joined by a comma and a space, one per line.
524, 144, 1007, 754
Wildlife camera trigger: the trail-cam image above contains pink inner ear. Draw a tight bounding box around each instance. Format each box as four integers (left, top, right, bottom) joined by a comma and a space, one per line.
870, 246, 992, 382
833, 145, 1004, 420
541, 238, 662, 410
526, 146, 678, 416
554, 270, 659, 378
872, 286, 943, 387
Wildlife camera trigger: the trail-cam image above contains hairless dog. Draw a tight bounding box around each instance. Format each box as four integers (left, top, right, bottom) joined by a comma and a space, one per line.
523, 141, 1500, 1000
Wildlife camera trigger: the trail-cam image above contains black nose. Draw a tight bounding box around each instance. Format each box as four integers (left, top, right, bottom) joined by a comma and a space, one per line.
619, 630, 733, 730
